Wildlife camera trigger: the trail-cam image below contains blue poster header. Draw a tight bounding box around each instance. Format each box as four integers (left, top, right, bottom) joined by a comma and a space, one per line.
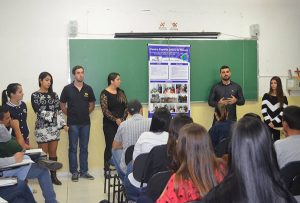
148, 45, 190, 62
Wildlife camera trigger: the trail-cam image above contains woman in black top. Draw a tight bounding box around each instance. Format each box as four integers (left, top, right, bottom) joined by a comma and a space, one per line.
100, 72, 128, 169
261, 76, 288, 141
2, 83, 30, 150
31, 72, 68, 185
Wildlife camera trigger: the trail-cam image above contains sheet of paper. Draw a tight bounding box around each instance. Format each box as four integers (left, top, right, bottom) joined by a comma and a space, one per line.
25, 148, 43, 154
0, 196, 8, 203
0, 159, 34, 170
0, 177, 17, 187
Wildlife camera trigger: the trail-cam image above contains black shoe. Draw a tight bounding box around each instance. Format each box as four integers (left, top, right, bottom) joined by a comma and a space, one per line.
71, 173, 79, 182
37, 159, 63, 171
51, 171, 62, 185
80, 172, 94, 180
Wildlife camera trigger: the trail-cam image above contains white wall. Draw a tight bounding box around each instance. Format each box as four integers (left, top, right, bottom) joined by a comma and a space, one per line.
1, 0, 300, 100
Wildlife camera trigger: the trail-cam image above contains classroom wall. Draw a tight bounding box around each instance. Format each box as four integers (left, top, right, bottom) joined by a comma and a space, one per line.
1, 0, 300, 173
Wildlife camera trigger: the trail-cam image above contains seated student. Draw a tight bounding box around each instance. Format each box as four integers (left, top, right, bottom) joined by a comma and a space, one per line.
0, 178, 36, 203
201, 116, 296, 203
274, 105, 300, 168
0, 106, 62, 169
2, 83, 30, 149
143, 113, 193, 184
0, 106, 60, 203
1, 153, 59, 203
0, 152, 58, 203
111, 100, 151, 180
132, 107, 172, 161
157, 123, 226, 203
124, 107, 172, 201
208, 104, 234, 149
1, 155, 36, 203
137, 114, 193, 203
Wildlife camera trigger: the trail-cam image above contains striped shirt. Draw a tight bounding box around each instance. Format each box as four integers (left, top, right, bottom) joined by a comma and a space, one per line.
261, 93, 288, 127
114, 114, 151, 173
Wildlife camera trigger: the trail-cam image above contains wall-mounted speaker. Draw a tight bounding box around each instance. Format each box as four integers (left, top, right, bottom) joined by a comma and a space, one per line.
69, 20, 78, 37
250, 24, 259, 38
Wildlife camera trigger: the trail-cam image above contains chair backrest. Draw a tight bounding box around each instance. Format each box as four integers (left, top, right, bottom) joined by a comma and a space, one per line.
280, 161, 300, 195
215, 137, 231, 157
132, 153, 149, 186
146, 170, 172, 201
125, 145, 134, 165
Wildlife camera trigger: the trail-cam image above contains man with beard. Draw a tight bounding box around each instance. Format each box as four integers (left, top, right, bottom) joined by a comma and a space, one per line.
208, 65, 245, 124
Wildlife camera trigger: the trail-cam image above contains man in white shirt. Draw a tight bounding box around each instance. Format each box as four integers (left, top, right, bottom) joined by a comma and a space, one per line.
111, 100, 151, 180
274, 105, 300, 168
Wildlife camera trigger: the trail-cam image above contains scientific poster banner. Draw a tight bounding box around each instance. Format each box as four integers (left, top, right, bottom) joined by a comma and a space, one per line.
148, 44, 190, 117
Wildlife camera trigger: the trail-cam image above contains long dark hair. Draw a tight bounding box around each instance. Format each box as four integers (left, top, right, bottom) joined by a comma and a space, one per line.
38, 72, 55, 98
203, 116, 295, 203
269, 76, 284, 108
149, 107, 172, 133
107, 72, 126, 103
215, 104, 228, 122
174, 123, 225, 197
167, 113, 193, 171
2, 83, 21, 105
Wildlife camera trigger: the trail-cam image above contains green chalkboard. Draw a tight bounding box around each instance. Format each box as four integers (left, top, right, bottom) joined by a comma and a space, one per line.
69, 39, 257, 103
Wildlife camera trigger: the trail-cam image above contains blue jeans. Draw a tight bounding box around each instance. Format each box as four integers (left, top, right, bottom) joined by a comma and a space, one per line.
123, 161, 142, 201
68, 125, 91, 174
0, 180, 36, 203
111, 149, 125, 181
26, 164, 57, 203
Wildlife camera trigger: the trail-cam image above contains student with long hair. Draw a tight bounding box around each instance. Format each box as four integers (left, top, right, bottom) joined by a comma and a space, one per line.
100, 72, 128, 169
157, 123, 226, 203
137, 113, 193, 203
2, 83, 30, 149
208, 104, 234, 149
202, 116, 296, 203
31, 72, 68, 185
143, 113, 193, 181
261, 76, 288, 141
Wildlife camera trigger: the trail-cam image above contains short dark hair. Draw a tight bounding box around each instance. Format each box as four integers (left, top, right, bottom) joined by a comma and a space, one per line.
150, 107, 172, 133
243, 112, 261, 120
72, 65, 84, 75
0, 106, 9, 120
282, 106, 300, 130
127, 100, 142, 115
219, 65, 230, 73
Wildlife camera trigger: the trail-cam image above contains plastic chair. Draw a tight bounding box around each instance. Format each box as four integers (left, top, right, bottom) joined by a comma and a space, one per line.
132, 153, 149, 187
145, 170, 172, 201
125, 145, 134, 166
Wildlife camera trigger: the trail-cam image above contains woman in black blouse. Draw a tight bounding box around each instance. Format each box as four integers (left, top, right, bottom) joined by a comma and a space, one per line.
100, 72, 128, 169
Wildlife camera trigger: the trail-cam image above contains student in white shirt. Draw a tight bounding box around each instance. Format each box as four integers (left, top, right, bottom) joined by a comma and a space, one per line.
132, 107, 172, 161
124, 107, 172, 201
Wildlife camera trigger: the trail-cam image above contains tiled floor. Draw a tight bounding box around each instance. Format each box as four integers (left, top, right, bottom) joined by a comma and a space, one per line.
28, 170, 111, 203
